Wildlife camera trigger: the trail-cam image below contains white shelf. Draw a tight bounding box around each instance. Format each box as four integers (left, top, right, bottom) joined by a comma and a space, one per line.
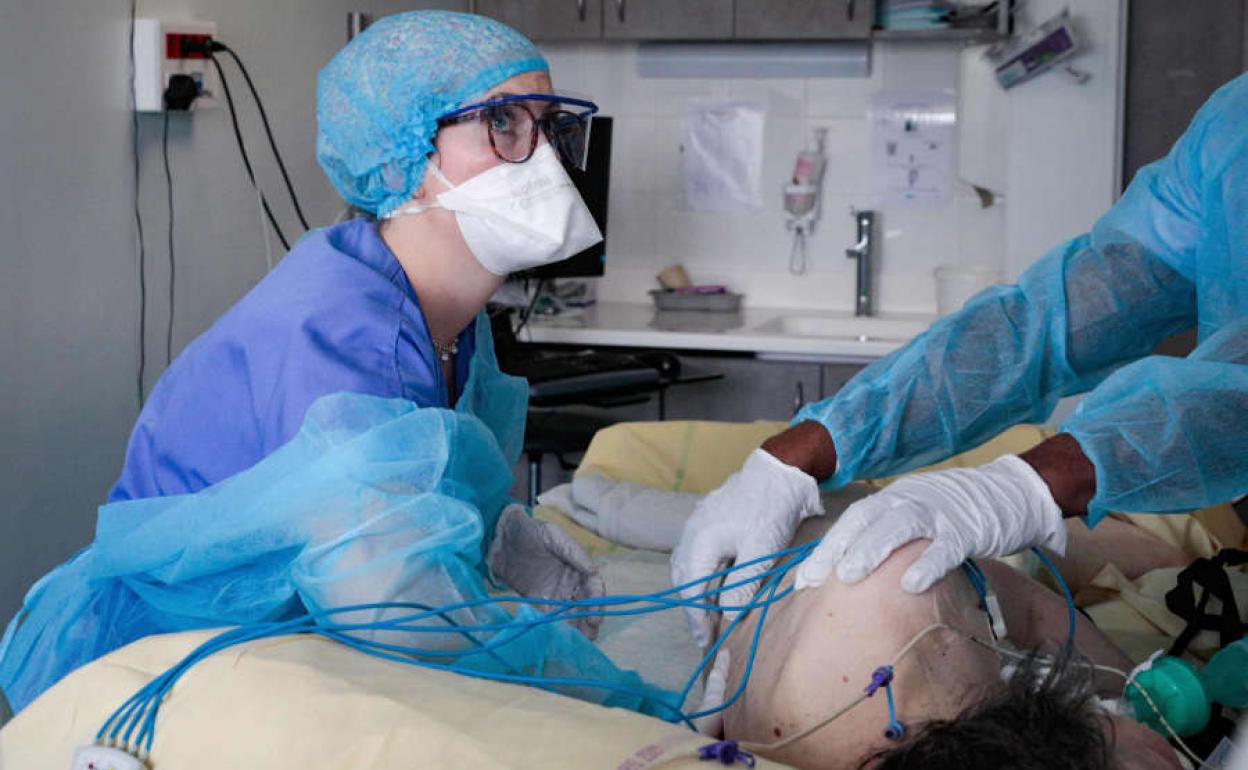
523, 303, 936, 363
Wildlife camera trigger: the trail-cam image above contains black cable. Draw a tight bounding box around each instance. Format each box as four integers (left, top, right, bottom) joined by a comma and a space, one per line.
513, 279, 545, 337
161, 108, 175, 367
128, 0, 147, 407
209, 53, 291, 251
214, 42, 311, 232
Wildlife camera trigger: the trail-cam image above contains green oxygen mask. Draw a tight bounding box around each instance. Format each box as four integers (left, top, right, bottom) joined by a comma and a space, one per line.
1126, 638, 1248, 737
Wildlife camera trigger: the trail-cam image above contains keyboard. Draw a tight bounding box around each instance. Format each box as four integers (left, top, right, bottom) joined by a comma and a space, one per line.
501, 350, 664, 401
503, 350, 650, 382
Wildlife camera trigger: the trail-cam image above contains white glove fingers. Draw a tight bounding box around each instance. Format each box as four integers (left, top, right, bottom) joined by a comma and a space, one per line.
669, 448, 819, 648
693, 649, 732, 736
672, 552, 720, 650
717, 557, 774, 624
900, 538, 963, 594
808, 502, 874, 567
670, 533, 731, 650
834, 516, 922, 585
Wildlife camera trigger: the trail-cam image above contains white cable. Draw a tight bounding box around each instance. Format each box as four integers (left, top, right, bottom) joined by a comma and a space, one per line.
1121, 672, 1237, 770
744, 622, 959, 753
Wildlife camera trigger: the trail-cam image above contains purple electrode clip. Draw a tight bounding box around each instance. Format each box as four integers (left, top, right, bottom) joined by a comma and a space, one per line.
864, 665, 894, 696
697, 740, 757, 767
864, 666, 906, 741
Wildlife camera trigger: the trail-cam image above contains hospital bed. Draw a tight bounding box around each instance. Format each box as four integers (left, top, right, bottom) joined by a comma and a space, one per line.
2, 422, 1243, 769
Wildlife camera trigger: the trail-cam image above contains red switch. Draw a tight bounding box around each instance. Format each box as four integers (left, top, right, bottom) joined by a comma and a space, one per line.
166, 33, 212, 59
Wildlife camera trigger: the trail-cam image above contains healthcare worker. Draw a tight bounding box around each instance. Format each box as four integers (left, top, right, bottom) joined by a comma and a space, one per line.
110, 11, 605, 612
673, 73, 1248, 648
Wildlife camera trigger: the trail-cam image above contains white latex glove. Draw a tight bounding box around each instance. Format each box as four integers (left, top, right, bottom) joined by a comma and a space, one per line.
795, 455, 1068, 594
692, 648, 732, 736
487, 504, 606, 639
670, 449, 825, 649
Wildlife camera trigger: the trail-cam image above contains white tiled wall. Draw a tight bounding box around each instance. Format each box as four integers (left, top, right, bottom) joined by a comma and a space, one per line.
542, 42, 1007, 314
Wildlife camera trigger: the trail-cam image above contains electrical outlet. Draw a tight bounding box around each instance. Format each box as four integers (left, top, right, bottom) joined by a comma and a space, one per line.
133, 18, 219, 112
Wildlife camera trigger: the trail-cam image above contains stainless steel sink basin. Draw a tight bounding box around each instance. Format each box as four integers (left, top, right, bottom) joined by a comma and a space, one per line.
754, 314, 930, 342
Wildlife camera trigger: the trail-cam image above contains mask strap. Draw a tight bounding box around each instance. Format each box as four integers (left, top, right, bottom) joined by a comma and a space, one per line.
427, 158, 455, 190
385, 203, 434, 219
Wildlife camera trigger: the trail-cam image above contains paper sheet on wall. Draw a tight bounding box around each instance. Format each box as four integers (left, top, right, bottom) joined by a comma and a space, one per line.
681, 101, 765, 213
871, 92, 957, 206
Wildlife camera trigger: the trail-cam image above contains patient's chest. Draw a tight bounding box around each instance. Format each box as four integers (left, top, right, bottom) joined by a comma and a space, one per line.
720, 535, 1002, 770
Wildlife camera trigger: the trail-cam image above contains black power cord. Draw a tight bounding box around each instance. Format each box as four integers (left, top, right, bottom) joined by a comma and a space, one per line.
513, 279, 546, 338
211, 42, 310, 232
161, 78, 196, 367
161, 109, 174, 366
128, 0, 147, 407
149, 74, 200, 371
208, 53, 291, 251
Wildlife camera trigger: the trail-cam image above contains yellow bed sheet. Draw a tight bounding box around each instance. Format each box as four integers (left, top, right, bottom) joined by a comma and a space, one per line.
0, 629, 792, 770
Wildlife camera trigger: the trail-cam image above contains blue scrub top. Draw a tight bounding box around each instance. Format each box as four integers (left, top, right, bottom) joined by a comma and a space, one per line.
109, 218, 479, 502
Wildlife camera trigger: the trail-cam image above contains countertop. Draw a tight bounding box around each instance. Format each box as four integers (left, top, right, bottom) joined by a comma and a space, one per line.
523, 302, 936, 362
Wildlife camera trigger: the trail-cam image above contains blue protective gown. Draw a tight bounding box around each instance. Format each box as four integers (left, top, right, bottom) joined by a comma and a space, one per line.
0, 216, 578, 713
0, 389, 676, 716
110, 217, 488, 502
798, 73, 1248, 524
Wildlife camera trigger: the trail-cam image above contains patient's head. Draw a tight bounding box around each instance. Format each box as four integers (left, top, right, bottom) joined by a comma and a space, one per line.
860, 652, 1110, 770
715, 498, 1183, 770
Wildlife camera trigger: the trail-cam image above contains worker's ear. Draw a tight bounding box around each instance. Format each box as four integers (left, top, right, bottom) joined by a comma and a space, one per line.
414, 152, 444, 201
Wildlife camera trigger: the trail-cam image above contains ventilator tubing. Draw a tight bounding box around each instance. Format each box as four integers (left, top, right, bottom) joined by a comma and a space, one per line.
1126, 639, 1248, 737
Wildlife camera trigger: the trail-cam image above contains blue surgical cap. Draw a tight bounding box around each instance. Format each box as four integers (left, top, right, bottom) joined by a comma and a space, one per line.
316, 11, 549, 218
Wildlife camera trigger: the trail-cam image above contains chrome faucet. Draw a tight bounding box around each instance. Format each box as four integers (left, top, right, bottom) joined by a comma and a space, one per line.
845, 209, 875, 316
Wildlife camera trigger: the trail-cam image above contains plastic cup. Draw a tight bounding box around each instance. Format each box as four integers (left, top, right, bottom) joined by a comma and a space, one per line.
934, 265, 1002, 316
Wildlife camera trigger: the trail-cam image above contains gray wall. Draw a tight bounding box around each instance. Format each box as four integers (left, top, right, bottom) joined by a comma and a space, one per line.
0, 0, 464, 621
1122, 0, 1244, 185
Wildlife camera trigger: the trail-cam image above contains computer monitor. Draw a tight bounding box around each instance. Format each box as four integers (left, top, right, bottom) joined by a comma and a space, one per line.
514, 116, 612, 280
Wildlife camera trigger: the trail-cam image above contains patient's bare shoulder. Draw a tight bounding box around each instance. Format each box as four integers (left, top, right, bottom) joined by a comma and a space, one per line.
721, 537, 1000, 770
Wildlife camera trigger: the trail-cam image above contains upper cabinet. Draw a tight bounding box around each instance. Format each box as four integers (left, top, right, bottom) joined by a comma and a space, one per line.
735, 0, 873, 40
472, 0, 604, 41
471, 0, 876, 41
602, 0, 734, 40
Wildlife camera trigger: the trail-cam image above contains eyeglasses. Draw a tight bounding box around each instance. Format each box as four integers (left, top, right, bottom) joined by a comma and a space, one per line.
437, 92, 599, 171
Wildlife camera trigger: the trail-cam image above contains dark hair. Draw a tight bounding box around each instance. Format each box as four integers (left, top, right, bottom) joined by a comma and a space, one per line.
860, 652, 1113, 770
342, 205, 377, 223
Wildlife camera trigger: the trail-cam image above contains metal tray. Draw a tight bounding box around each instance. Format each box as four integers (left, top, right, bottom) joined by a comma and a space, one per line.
649, 290, 743, 313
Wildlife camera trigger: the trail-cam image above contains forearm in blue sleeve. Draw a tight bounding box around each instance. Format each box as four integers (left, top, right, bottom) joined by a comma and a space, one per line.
796, 239, 1196, 488
1062, 318, 1248, 524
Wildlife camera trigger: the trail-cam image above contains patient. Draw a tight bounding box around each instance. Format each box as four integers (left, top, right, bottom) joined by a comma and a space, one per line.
714, 489, 1190, 770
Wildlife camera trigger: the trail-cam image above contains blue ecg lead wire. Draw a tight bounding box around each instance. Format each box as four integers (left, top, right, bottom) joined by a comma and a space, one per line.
93, 540, 1080, 758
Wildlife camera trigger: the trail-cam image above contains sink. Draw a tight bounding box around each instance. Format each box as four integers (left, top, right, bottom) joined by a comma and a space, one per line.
754, 314, 930, 342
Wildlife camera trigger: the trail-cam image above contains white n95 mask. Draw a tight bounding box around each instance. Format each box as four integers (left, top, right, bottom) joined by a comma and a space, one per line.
388, 143, 603, 276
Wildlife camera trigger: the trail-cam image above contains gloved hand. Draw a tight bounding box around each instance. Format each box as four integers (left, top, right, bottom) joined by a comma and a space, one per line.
488, 504, 606, 639
795, 455, 1068, 594
692, 648, 732, 736
670, 449, 825, 649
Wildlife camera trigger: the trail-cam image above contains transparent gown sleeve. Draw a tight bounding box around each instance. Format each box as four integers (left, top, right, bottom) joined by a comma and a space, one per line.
795, 68, 1225, 490
1062, 318, 1248, 523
